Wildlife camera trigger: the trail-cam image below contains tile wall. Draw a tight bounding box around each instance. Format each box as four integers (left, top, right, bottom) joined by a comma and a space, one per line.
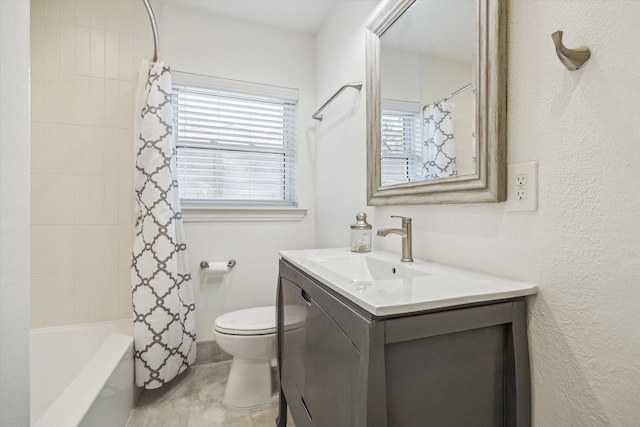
30, 0, 152, 327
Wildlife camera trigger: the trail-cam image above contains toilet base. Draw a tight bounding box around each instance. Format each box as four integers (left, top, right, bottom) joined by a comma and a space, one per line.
223, 356, 278, 409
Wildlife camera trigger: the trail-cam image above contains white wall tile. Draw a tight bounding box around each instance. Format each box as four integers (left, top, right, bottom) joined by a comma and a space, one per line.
58, 124, 77, 175
31, 0, 147, 328
31, 17, 44, 71
43, 72, 61, 123
119, 1, 134, 35
59, 24, 76, 75
42, 226, 62, 276
90, 274, 106, 322
118, 177, 133, 225
41, 174, 61, 225
31, 0, 45, 23
30, 174, 45, 226
105, 1, 119, 32
104, 225, 119, 272
91, 127, 106, 176
89, 176, 105, 224
44, 0, 61, 22
75, 75, 92, 126
59, 1, 75, 25
74, 124, 92, 175
41, 123, 61, 175
43, 276, 64, 327
30, 226, 45, 278
104, 128, 119, 175
104, 177, 119, 224
118, 225, 133, 271
31, 70, 45, 123
43, 20, 61, 71
58, 73, 76, 125
59, 277, 75, 325
104, 79, 119, 127
105, 31, 120, 80
74, 176, 92, 225
74, 275, 92, 324
30, 277, 46, 328
73, 225, 91, 275
58, 225, 75, 275
118, 81, 133, 129
118, 128, 133, 176
104, 273, 119, 320
75, 26, 91, 76
89, 225, 105, 273
118, 271, 133, 319
119, 34, 133, 82
90, 1, 106, 30
90, 28, 105, 78
75, 1, 91, 27
90, 78, 105, 126
31, 122, 45, 174
59, 175, 76, 224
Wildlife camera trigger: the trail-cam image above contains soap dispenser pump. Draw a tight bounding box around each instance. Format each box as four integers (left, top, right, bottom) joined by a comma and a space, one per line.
350, 212, 372, 253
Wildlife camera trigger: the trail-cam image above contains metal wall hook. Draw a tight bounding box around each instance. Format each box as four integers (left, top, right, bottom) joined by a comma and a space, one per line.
551, 30, 591, 71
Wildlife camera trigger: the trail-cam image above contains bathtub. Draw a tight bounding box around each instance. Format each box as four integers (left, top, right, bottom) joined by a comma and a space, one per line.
30, 319, 136, 427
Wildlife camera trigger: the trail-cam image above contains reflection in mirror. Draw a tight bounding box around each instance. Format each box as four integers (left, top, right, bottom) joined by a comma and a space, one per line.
366, 0, 506, 205
380, 0, 476, 186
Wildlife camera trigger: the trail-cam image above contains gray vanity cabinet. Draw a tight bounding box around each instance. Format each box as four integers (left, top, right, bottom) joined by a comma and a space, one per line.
279, 276, 361, 426
276, 259, 532, 427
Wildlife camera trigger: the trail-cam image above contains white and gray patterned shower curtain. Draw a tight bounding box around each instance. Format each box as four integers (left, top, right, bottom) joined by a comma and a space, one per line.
423, 101, 458, 179
131, 60, 196, 389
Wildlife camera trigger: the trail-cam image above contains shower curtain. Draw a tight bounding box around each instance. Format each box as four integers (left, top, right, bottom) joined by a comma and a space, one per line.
423, 101, 458, 179
131, 60, 196, 389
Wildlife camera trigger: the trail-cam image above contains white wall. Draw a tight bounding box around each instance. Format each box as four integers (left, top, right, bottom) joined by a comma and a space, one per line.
159, 3, 317, 341
29, 0, 153, 328
0, 1, 31, 424
315, 0, 640, 425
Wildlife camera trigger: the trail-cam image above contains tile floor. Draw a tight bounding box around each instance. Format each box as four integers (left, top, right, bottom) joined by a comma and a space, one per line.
126, 360, 294, 427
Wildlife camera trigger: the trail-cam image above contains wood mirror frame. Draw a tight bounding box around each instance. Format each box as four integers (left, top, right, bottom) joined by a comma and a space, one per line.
366, 0, 506, 205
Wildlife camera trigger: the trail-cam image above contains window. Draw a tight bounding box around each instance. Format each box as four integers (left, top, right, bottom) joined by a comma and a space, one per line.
172, 73, 298, 206
380, 102, 422, 186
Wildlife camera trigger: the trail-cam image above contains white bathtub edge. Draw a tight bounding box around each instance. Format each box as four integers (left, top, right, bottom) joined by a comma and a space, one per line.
33, 332, 133, 427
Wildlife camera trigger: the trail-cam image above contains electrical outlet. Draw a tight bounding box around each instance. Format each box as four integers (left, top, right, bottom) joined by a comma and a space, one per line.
507, 161, 537, 212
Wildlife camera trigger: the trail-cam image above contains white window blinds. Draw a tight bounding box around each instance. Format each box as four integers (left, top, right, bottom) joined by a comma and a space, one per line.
380, 107, 422, 186
172, 73, 298, 206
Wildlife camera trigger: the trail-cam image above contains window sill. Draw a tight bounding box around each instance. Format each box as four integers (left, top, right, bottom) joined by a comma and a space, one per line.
180, 204, 308, 223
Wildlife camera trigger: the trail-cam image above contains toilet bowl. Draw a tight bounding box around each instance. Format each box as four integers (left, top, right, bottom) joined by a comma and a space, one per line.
213, 306, 278, 409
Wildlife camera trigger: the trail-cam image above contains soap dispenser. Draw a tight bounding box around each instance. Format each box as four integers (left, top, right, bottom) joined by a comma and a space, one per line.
350, 212, 372, 253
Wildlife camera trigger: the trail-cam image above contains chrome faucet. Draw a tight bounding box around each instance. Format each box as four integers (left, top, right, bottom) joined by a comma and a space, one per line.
377, 216, 413, 262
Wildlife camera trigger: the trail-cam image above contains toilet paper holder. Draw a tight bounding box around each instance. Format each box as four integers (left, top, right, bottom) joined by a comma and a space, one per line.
200, 259, 236, 269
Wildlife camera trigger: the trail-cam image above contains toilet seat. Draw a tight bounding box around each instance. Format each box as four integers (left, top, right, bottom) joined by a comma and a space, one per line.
214, 306, 276, 335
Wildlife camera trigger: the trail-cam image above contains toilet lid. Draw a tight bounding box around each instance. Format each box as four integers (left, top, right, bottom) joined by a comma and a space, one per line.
214, 306, 277, 336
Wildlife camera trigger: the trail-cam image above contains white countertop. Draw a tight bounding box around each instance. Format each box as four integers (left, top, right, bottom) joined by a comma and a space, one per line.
279, 248, 537, 316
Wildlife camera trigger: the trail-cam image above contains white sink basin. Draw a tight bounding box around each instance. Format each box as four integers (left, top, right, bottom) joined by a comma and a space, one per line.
280, 248, 538, 316
307, 253, 430, 282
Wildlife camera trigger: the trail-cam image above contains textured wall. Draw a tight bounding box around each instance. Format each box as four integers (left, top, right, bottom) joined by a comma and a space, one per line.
315, 0, 640, 424
0, 1, 31, 424
29, 0, 152, 327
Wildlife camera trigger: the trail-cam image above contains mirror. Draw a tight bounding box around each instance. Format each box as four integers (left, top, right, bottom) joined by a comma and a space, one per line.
366, 0, 506, 205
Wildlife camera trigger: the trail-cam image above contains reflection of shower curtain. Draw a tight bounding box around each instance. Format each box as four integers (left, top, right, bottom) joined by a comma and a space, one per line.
131, 60, 196, 389
423, 101, 458, 179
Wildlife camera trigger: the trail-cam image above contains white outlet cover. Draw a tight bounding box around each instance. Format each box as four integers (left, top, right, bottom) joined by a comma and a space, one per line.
507, 161, 538, 212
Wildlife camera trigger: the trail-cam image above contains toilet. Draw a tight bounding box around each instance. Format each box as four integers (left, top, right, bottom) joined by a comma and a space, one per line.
213, 306, 279, 409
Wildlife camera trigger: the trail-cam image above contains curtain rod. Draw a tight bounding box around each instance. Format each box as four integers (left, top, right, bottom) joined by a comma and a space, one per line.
143, 0, 159, 62
423, 83, 474, 110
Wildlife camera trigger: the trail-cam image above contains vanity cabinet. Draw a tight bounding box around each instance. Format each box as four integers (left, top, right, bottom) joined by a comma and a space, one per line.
276, 259, 532, 427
